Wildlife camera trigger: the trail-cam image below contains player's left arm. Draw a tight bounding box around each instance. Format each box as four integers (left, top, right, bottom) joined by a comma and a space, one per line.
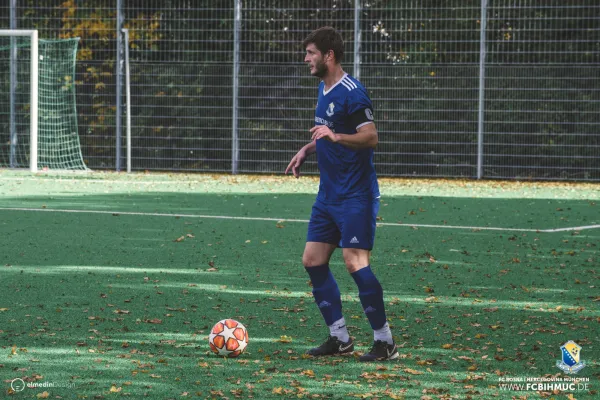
335, 121, 378, 149
310, 122, 377, 150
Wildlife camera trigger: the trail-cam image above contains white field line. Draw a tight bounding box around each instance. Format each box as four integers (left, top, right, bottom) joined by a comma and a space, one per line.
0, 206, 598, 233
542, 225, 600, 232
0, 207, 308, 223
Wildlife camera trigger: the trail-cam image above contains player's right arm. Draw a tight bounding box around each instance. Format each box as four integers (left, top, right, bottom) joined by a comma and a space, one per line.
285, 141, 316, 178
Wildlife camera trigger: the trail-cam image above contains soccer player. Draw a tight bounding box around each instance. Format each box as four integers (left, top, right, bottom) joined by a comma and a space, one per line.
285, 27, 398, 362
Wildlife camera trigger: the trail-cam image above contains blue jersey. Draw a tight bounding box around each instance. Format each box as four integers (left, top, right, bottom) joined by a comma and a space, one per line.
314, 73, 379, 203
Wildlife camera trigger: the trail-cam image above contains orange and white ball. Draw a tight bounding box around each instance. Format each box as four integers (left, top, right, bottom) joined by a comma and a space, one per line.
208, 319, 248, 357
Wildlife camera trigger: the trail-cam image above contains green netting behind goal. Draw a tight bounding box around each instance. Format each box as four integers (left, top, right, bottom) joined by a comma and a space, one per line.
0, 36, 87, 170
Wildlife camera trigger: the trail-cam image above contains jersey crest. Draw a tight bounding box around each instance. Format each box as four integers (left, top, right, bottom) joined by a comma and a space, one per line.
326, 102, 335, 117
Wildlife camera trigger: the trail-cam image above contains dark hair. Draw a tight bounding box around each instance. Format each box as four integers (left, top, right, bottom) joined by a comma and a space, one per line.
302, 27, 344, 63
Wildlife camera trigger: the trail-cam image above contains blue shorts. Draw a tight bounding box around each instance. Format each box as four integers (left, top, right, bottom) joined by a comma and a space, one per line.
306, 197, 380, 250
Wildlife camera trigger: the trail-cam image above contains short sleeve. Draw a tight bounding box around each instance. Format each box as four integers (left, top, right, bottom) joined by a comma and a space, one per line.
346, 87, 374, 129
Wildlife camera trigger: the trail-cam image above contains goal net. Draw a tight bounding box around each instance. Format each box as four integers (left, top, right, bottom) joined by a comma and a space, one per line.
0, 30, 87, 171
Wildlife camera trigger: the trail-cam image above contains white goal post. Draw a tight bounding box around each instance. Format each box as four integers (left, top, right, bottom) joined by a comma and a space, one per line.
0, 29, 38, 172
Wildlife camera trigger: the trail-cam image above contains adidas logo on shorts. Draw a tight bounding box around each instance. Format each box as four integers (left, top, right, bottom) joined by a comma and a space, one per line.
350, 236, 359, 244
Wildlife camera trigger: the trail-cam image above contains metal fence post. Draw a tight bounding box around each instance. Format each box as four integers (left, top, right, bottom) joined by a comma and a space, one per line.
232, 0, 241, 174
9, 0, 17, 168
353, 0, 361, 80
477, 0, 488, 179
116, 0, 124, 171
122, 28, 131, 173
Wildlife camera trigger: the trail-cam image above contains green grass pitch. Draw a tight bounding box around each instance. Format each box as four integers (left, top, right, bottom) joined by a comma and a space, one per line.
0, 171, 598, 399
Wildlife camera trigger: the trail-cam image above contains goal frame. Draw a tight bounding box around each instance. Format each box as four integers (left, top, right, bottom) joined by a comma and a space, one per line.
0, 29, 38, 172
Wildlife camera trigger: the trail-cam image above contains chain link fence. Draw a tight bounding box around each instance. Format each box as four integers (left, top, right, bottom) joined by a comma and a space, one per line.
2, 0, 599, 179
485, 1, 599, 180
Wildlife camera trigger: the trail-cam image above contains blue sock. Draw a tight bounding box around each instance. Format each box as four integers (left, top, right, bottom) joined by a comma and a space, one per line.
351, 266, 387, 330
305, 264, 343, 327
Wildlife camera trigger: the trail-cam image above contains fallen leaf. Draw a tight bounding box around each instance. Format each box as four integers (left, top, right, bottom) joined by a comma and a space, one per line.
277, 335, 292, 343
403, 368, 424, 375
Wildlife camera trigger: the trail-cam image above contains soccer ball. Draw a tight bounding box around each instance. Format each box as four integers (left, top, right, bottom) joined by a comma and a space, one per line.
208, 319, 248, 357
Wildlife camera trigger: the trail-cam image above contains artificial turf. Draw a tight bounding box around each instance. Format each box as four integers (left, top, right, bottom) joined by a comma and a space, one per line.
0, 172, 598, 399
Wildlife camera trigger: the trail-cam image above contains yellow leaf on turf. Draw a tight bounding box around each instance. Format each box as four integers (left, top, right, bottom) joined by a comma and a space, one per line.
277, 335, 292, 343
403, 368, 423, 375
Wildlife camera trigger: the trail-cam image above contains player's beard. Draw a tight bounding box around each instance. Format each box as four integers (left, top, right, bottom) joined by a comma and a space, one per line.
312, 58, 328, 78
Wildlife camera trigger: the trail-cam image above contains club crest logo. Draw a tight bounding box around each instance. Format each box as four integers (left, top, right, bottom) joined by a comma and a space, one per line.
326, 102, 335, 117
556, 341, 586, 374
